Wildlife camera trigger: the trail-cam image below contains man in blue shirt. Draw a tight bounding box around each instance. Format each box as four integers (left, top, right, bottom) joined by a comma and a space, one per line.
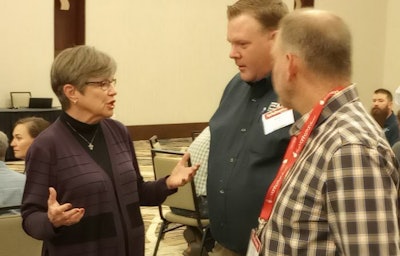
371, 88, 400, 146
207, 0, 292, 255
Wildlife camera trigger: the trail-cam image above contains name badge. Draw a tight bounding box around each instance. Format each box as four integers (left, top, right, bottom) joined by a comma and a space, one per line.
262, 107, 294, 135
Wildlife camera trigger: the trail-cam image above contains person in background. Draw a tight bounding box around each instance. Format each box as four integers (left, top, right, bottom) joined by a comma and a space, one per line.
182, 126, 211, 256
207, 0, 292, 255
0, 131, 26, 213
189, 126, 209, 218
21, 45, 199, 256
258, 9, 400, 255
392, 140, 400, 164
11, 116, 50, 160
371, 88, 400, 146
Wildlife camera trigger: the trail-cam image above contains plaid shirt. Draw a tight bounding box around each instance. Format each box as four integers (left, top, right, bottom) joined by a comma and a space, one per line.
188, 126, 210, 196
261, 85, 400, 255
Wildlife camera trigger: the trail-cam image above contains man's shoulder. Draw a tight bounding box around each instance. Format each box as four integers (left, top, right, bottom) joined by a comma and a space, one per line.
0, 166, 25, 181
329, 103, 387, 146
386, 112, 399, 125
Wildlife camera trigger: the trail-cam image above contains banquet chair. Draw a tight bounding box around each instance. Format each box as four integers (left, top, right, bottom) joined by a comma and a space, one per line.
0, 211, 42, 256
151, 148, 210, 256
149, 135, 188, 153
191, 130, 202, 141
148, 135, 162, 149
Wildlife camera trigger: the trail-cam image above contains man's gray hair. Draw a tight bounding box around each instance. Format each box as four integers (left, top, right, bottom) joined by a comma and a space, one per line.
0, 131, 9, 161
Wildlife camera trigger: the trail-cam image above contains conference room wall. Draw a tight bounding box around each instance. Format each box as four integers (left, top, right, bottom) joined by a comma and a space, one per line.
313, 0, 398, 113
1, 0, 398, 127
313, 0, 400, 113
383, 0, 400, 109
86, 0, 236, 125
0, 2, 54, 109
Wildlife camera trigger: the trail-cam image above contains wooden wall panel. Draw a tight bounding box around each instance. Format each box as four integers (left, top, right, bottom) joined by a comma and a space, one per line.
54, 0, 85, 56
126, 122, 209, 141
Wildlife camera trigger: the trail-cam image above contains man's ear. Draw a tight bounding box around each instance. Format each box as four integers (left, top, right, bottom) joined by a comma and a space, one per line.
388, 99, 394, 110
287, 53, 298, 80
269, 30, 278, 40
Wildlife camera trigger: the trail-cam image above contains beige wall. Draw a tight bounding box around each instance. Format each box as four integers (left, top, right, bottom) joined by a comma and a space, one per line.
86, 0, 237, 125
1, 0, 398, 125
384, 0, 400, 112
314, 0, 388, 112
1, 1, 54, 108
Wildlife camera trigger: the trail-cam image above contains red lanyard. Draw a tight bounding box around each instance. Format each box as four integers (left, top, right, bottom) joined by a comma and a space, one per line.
259, 87, 344, 221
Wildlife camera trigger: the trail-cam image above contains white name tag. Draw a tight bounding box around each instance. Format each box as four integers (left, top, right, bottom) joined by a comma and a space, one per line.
262, 107, 294, 135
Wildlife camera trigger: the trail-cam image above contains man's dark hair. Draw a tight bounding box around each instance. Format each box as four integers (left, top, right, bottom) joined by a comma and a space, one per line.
374, 88, 393, 102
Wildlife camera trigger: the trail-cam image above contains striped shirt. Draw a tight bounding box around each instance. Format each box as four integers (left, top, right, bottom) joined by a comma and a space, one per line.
261, 85, 400, 255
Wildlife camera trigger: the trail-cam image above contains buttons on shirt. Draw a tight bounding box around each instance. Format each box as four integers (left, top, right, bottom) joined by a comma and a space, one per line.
218, 179, 225, 194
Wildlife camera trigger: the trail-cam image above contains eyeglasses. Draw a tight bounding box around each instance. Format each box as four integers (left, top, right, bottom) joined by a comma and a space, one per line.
85, 78, 117, 91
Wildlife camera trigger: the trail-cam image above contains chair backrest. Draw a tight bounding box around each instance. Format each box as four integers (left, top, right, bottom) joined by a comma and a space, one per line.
149, 135, 162, 149
191, 130, 202, 141
150, 148, 210, 256
151, 149, 197, 212
0, 213, 42, 256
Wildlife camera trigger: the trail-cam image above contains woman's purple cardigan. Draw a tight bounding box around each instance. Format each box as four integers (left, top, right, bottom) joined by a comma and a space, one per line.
21, 118, 175, 256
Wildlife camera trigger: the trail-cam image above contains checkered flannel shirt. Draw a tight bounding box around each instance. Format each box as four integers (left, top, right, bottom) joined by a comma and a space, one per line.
261, 85, 400, 255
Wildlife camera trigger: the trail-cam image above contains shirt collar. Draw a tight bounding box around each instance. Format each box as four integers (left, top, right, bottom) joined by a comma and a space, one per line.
290, 84, 358, 136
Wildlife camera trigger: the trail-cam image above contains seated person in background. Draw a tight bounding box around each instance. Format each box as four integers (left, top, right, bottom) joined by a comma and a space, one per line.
11, 117, 50, 160
371, 88, 400, 146
0, 131, 26, 214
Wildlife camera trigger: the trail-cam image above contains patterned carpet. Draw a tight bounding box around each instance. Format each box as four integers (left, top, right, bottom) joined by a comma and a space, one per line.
142, 205, 187, 256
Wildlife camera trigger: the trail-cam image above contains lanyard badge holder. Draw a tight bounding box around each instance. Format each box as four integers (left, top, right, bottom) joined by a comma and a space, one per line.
246, 87, 343, 256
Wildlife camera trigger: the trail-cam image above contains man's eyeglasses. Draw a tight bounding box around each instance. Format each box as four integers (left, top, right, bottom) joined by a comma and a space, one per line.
85, 79, 117, 91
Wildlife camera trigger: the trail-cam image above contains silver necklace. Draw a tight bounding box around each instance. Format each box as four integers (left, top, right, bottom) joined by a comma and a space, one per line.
65, 121, 99, 151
